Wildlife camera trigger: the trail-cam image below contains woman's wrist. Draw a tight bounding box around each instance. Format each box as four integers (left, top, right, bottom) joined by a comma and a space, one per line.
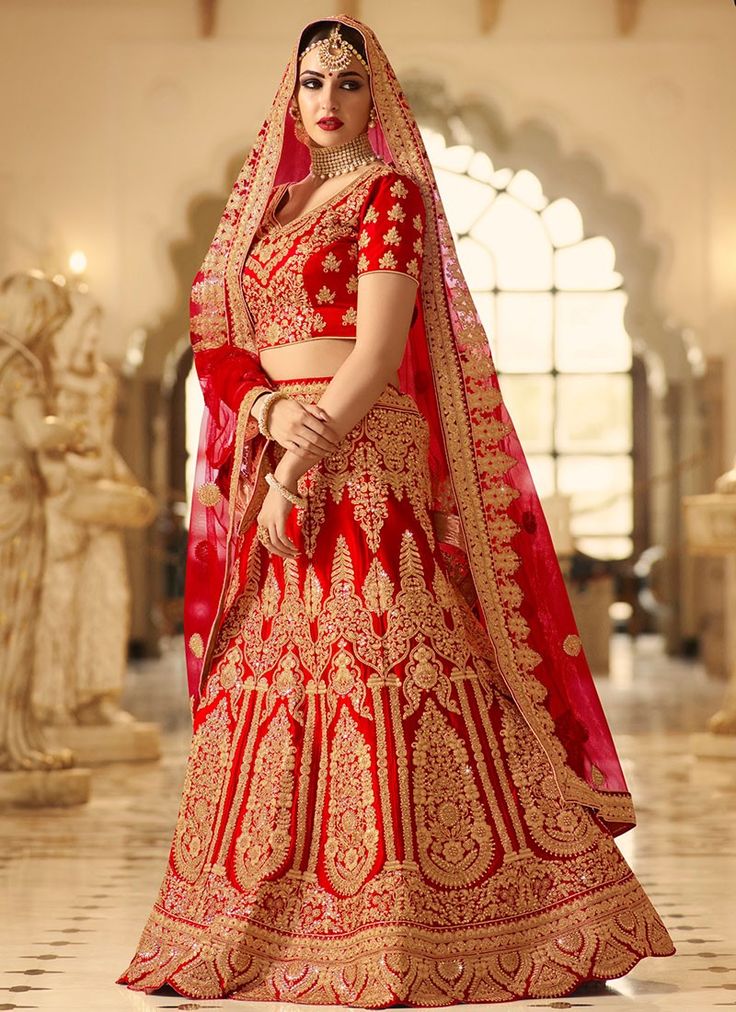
249, 388, 272, 420
274, 450, 303, 489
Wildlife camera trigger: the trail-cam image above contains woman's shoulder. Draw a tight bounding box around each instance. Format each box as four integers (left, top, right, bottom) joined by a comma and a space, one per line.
370, 162, 422, 193
360, 163, 425, 216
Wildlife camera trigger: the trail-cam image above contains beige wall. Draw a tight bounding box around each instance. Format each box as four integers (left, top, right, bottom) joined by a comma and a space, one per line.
0, 0, 734, 446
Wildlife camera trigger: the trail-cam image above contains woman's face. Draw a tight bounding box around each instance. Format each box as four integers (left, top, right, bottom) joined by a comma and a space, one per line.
294, 42, 372, 148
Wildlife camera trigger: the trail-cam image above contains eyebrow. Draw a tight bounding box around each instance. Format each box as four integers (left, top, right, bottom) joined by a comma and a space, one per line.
299, 70, 363, 78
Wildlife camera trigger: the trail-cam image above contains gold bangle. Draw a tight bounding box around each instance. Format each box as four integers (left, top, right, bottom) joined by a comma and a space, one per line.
265, 471, 307, 509
256, 389, 289, 440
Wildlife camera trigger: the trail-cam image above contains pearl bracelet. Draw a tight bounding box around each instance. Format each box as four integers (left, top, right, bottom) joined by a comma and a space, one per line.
265, 471, 307, 509
256, 389, 289, 440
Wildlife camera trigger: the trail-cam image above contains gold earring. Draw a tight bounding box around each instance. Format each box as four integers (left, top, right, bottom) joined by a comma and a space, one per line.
367, 107, 377, 129
290, 105, 309, 145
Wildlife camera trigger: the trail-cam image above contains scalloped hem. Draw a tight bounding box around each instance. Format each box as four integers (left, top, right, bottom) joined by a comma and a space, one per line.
116, 897, 675, 1008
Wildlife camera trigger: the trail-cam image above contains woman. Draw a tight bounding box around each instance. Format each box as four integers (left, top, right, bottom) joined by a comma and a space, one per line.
118, 15, 675, 1006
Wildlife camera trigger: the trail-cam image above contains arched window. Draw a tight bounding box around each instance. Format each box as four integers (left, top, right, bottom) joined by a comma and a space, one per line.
423, 127, 634, 561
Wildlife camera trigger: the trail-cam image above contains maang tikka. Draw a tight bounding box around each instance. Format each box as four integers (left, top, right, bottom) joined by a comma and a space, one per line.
298, 23, 371, 75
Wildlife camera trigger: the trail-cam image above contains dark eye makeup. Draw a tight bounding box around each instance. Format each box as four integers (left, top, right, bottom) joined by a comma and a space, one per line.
300, 77, 362, 90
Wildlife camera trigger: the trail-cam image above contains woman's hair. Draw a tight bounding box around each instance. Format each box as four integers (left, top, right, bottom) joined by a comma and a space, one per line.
297, 20, 368, 67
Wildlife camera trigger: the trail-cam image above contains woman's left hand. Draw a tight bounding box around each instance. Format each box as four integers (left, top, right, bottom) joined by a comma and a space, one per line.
256, 480, 300, 559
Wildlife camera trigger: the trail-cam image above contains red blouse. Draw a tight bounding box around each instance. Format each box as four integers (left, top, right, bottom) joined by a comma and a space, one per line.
242, 163, 426, 351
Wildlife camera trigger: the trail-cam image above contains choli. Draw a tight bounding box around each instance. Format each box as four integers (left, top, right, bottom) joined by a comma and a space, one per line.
242, 163, 426, 351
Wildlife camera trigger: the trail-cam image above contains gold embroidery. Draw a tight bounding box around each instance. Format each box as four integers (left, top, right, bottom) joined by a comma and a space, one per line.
387, 202, 406, 222
499, 698, 599, 856
241, 163, 387, 351
412, 213, 423, 231
171, 699, 230, 883
326, 639, 372, 725
378, 250, 398, 270
362, 556, 395, 613
233, 705, 296, 889
591, 763, 606, 787
323, 706, 379, 895
341, 307, 357, 326
316, 285, 335, 304
188, 633, 204, 658
563, 634, 582, 656
390, 178, 409, 198
412, 698, 495, 887
357, 252, 369, 272
363, 205, 379, 224
346, 274, 358, 293
382, 226, 401, 246
196, 481, 222, 507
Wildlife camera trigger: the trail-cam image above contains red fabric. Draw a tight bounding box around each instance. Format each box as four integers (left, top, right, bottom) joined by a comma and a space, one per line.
241, 166, 424, 350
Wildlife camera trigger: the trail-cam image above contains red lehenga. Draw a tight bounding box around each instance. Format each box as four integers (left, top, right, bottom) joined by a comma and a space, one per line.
117, 13, 674, 1006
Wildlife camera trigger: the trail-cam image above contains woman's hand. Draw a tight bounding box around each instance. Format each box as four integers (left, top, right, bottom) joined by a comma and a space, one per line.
256, 479, 300, 560
268, 397, 340, 463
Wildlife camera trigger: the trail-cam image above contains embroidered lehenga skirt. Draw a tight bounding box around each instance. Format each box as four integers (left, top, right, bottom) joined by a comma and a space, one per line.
118, 378, 674, 1006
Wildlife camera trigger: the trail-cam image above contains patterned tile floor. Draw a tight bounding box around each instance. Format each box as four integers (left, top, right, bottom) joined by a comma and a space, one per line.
1, 634, 735, 1011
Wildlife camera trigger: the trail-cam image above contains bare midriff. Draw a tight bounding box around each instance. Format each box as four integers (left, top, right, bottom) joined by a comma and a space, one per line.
259, 337, 400, 388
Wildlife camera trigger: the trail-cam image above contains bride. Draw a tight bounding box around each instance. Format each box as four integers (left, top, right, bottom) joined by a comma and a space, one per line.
118, 14, 674, 1006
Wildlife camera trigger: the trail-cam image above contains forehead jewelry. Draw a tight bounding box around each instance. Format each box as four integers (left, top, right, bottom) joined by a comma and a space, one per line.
299, 24, 370, 75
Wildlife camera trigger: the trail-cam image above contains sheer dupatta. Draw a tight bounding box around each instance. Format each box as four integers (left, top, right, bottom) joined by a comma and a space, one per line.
184, 14, 636, 834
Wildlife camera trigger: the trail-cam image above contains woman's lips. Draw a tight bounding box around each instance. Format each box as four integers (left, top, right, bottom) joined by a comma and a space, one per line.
318, 118, 343, 130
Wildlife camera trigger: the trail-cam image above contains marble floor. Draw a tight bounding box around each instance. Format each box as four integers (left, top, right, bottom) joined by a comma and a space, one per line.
1, 634, 735, 1012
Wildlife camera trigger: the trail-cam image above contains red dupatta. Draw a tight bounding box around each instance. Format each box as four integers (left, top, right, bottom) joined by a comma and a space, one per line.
184, 14, 636, 835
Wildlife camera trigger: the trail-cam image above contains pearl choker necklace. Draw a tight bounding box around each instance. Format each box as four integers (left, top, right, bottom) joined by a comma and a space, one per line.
309, 131, 381, 180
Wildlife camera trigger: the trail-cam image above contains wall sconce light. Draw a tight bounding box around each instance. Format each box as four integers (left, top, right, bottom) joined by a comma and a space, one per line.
68, 250, 88, 276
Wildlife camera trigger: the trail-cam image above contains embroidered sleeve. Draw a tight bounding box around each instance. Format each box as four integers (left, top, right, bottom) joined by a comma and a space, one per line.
357, 172, 425, 286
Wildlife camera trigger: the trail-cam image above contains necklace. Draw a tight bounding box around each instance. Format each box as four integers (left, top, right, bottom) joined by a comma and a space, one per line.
309, 131, 381, 180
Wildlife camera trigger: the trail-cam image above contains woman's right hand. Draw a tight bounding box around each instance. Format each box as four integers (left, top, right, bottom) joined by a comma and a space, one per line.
267, 397, 341, 463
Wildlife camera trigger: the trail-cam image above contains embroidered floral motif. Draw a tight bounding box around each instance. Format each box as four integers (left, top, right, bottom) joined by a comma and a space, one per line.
316, 285, 335, 304
342, 307, 357, 326
322, 251, 341, 271
196, 481, 222, 507
233, 705, 296, 889
412, 698, 495, 887
563, 634, 583, 656
324, 707, 380, 895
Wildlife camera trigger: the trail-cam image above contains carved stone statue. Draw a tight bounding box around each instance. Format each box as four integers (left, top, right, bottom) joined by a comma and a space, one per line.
33, 289, 156, 735
0, 271, 76, 775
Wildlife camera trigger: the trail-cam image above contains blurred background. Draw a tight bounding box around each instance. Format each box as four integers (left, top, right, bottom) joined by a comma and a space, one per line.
0, 2, 735, 1010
